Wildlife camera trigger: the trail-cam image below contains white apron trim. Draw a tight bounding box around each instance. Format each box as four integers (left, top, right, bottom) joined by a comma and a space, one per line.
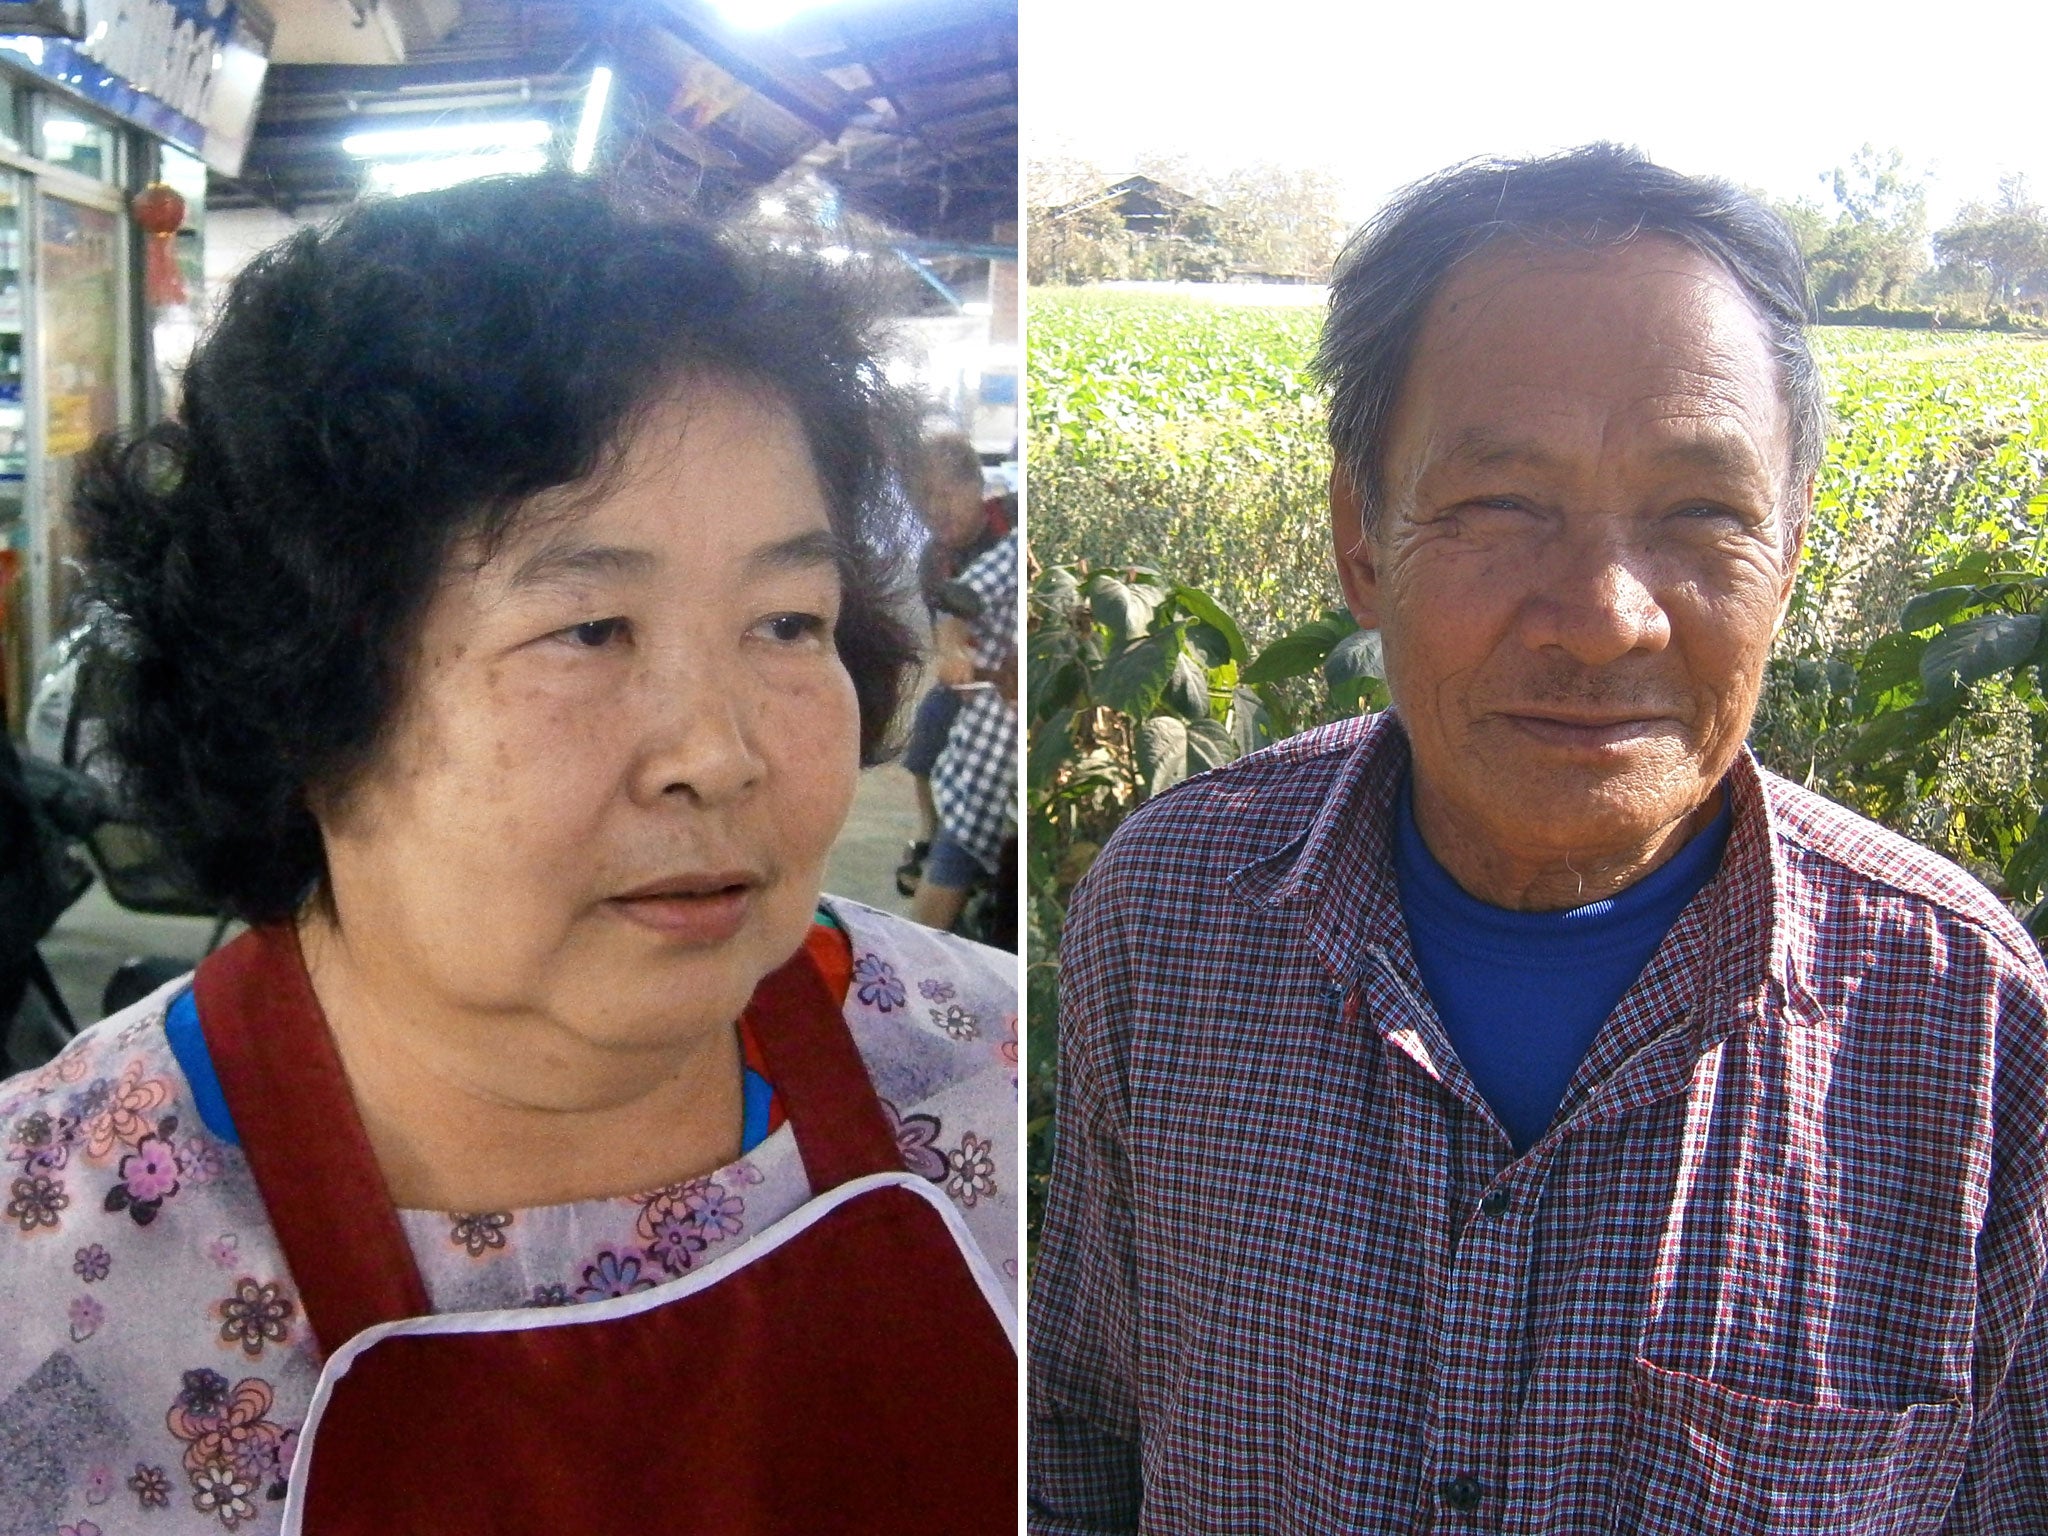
279, 1169, 1014, 1534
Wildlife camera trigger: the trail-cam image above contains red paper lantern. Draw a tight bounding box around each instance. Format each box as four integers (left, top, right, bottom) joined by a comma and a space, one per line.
131, 182, 187, 307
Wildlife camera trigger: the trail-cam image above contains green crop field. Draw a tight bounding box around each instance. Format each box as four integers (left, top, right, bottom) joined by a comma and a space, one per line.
1028, 289, 2048, 660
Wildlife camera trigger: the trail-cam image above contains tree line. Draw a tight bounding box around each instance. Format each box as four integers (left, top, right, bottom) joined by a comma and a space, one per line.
1028, 142, 2048, 323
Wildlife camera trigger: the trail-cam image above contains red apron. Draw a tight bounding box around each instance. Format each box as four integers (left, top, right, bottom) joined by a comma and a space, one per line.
191, 924, 1017, 1534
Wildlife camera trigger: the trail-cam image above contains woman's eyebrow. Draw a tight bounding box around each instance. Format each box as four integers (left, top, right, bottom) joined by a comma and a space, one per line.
507, 542, 659, 590
745, 528, 843, 575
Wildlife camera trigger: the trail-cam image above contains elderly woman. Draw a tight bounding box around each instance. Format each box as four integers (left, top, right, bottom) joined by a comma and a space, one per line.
0, 175, 1015, 1533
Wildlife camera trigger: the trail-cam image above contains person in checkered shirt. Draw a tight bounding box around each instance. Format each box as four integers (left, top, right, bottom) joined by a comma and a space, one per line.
1031, 145, 2048, 1534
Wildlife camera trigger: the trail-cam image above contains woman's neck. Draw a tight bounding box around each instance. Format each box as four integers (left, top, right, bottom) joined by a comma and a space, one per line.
295, 910, 745, 1212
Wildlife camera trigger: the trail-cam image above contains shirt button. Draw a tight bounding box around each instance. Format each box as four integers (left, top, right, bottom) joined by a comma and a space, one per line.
1439, 1475, 1483, 1512
1479, 1188, 1511, 1218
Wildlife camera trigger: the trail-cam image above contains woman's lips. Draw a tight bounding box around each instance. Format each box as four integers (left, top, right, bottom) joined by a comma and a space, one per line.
605, 884, 754, 945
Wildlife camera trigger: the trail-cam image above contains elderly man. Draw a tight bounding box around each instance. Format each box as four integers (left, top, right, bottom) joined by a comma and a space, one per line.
1029, 144, 2048, 1534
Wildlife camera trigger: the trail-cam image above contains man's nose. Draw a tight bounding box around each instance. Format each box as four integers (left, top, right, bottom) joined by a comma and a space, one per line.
1519, 525, 1672, 665
629, 660, 768, 807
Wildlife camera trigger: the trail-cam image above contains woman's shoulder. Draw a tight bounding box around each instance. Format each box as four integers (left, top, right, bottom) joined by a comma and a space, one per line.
0, 985, 312, 1532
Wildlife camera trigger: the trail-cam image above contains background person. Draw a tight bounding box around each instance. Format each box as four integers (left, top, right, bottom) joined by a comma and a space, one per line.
1030, 144, 2048, 1533
897, 425, 1008, 899
0, 174, 1016, 1533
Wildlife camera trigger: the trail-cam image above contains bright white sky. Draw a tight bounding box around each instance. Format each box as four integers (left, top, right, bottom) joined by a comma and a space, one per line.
1022, 0, 2047, 230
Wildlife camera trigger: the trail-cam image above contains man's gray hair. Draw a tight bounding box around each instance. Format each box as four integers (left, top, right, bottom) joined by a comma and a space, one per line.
1312, 143, 1826, 546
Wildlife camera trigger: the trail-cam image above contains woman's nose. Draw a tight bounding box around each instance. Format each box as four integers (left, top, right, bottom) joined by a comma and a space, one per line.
631, 666, 768, 807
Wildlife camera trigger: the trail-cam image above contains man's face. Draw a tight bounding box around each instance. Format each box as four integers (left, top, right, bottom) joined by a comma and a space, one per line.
1333, 236, 1808, 900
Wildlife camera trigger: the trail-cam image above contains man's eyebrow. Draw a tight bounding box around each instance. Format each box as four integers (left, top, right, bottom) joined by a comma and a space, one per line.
1437, 428, 1766, 481
745, 528, 844, 575
508, 541, 659, 589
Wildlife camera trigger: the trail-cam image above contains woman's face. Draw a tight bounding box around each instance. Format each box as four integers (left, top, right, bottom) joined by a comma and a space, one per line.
315, 383, 861, 1053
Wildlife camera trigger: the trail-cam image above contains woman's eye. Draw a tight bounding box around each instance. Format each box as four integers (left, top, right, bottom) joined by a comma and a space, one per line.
564, 617, 629, 647
758, 612, 829, 644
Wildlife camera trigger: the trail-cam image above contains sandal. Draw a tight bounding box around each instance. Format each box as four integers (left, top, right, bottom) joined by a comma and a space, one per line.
895, 840, 930, 898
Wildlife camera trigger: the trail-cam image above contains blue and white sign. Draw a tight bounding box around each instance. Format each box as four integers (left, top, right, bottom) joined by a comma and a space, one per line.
0, 0, 274, 176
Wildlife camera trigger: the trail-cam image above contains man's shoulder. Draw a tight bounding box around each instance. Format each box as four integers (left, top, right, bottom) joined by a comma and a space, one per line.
1086, 714, 1379, 892
1760, 768, 2044, 970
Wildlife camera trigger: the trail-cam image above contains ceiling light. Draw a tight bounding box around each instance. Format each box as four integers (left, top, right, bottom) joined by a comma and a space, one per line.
344, 120, 551, 160
366, 148, 549, 196
570, 65, 612, 174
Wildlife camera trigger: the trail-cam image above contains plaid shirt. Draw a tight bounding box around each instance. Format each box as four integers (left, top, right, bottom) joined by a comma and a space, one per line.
1031, 711, 2048, 1535
932, 532, 1018, 874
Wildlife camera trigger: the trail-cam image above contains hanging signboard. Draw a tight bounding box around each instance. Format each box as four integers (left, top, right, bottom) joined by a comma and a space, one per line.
0, 0, 274, 176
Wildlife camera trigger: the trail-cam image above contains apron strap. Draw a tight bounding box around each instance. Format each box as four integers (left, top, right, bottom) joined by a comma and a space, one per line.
741, 926, 904, 1194
194, 924, 431, 1354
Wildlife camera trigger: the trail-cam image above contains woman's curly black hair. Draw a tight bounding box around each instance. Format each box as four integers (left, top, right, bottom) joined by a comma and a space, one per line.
76, 172, 922, 924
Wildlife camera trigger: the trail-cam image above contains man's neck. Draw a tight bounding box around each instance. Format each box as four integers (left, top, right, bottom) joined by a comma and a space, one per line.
1408, 780, 1727, 913
296, 912, 744, 1213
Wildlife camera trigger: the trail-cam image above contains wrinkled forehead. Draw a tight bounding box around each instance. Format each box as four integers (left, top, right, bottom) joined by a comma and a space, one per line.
1394, 234, 1791, 472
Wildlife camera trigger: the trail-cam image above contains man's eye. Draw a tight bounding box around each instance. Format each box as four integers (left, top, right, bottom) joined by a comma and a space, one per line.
564, 617, 629, 647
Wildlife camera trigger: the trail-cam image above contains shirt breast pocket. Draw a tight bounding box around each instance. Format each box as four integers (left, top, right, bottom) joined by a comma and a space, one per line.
1610, 1358, 1969, 1536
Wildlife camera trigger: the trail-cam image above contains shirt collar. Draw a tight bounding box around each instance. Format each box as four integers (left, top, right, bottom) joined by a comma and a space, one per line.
1227, 711, 1796, 1016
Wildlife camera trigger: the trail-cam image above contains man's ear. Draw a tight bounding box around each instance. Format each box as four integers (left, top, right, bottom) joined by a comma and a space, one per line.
1330, 462, 1383, 629
1776, 471, 1815, 625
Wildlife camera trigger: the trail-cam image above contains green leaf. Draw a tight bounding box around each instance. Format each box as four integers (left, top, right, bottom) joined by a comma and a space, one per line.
1027, 710, 1075, 793
1228, 686, 1274, 755
1184, 717, 1237, 772
1163, 648, 1210, 719
1095, 631, 1179, 718
1856, 631, 1929, 700
1171, 585, 1249, 664
1920, 613, 2044, 702
1185, 622, 1235, 670
1322, 628, 1385, 685
1028, 655, 1082, 721
2008, 815, 2048, 905
1086, 575, 1159, 647
1243, 614, 1357, 684
1900, 586, 1984, 632
1134, 716, 1188, 798
1134, 714, 1237, 799
1850, 702, 1951, 763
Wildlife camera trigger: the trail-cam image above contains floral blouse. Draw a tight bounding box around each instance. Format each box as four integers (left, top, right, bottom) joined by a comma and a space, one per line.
0, 898, 1016, 1534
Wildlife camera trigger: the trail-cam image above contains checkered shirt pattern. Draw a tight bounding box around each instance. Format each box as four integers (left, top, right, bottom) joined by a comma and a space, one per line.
1030, 710, 2048, 1535
932, 687, 1015, 875
930, 531, 1018, 875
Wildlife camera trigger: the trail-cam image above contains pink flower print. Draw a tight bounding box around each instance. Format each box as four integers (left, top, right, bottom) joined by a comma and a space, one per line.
168, 1377, 285, 1489
880, 1099, 947, 1182
81, 1058, 172, 1161
644, 1211, 707, 1276
575, 1248, 656, 1301
58, 1522, 103, 1536
177, 1137, 224, 1186
852, 953, 907, 1012
998, 1013, 1018, 1072
129, 1463, 173, 1508
189, 1462, 257, 1528
5, 1172, 68, 1232
83, 1462, 114, 1503
730, 1158, 765, 1187
69, 1293, 104, 1341
918, 977, 956, 1002
944, 1131, 997, 1209
681, 1180, 744, 1244
208, 1234, 241, 1269
72, 1243, 110, 1282
216, 1278, 295, 1358
107, 1124, 182, 1225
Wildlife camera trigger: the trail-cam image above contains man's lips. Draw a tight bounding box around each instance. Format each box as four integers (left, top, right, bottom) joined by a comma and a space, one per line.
1493, 711, 1681, 749
605, 872, 760, 944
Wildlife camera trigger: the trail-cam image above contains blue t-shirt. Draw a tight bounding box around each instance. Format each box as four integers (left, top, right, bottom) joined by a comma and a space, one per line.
1391, 777, 1731, 1152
